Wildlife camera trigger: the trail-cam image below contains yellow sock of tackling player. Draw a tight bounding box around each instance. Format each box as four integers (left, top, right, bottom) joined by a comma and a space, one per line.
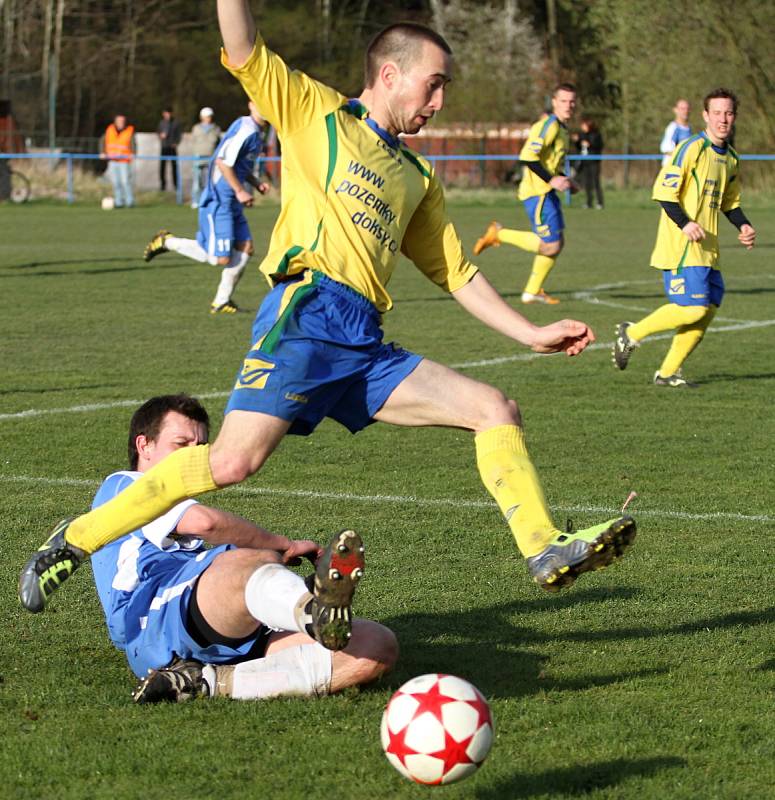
66, 444, 217, 553
658, 305, 716, 376
498, 228, 541, 253
523, 255, 556, 295
475, 424, 560, 558
628, 303, 708, 342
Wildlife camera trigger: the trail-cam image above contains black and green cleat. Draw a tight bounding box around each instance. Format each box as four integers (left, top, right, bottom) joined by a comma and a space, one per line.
306, 529, 365, 651
18, 518, 87, 612
526, 516, 636, 592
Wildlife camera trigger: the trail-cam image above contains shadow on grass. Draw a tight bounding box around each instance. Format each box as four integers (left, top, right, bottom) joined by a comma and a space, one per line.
702, 372, 775, 383
383, 590, 775, 698
475, 755, 687, 799
758, 658, 775, 671
1, 257, 190, 278
0, 383, 116, 396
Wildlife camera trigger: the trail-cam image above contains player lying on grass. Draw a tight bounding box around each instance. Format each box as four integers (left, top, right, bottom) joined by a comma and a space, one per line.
19, 0, 635, 614
143, 102, 269, 315
89, 394, 396, 703
612, 89, 756, 388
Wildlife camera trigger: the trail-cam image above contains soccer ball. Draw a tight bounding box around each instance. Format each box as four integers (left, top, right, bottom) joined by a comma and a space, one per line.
101, 196, 115, 210
380, 673, 494, 785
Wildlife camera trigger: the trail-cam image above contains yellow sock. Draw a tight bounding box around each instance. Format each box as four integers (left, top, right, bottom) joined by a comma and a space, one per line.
498, 228, 541, 253
67, 445, 217, 553
524, 255, 556, 295
475, 424, 559, 558
628, 303, 707, 342
659, 305, 716, 376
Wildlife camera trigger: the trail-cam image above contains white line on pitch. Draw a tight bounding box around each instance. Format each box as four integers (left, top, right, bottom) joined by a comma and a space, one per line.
2, 473, 772, 524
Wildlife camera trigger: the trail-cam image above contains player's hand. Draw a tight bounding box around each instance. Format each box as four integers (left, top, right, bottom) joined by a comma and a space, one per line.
549, 175, 572, 192
236, 188, 254, 206
257, 182, 270, 195
531, 319, 595, 356
281, 539, 322, 566
681, 221, 705, 241
569, 179, 581, 195
738, 224, 756, 249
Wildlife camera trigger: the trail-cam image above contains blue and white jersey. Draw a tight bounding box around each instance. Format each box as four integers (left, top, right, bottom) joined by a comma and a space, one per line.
200, 115, 263, 205
660, 121, 692, 165
90, 471, 204, 651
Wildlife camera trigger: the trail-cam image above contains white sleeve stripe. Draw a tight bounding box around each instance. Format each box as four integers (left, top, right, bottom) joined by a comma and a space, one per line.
218, 121, 255, 167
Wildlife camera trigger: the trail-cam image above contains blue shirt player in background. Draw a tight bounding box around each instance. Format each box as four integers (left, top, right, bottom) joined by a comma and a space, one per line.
660, 98, 692, 166
143, 101, 269, 314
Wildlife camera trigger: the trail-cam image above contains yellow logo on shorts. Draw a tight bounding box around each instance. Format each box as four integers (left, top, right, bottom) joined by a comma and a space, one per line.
235, 357, 275, 390
669, 278, 685, 295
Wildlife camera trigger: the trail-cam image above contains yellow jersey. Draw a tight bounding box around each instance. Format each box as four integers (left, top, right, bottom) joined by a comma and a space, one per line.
223, 37, 477, 313
650, 132, 741, 269
518, 114, 568, 200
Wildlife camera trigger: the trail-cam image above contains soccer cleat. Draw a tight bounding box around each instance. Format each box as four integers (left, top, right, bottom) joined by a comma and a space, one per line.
521, 289, 560, 305
526, 515, 636, 592
18, 518, 87, 613
653, 370, 698, 388
472, 221, 502, 256
143, 229, 171, 262
306, 530, 365, 651
133, 658, 209, 704
612, 321, 638, 370
209, 300, 242, 315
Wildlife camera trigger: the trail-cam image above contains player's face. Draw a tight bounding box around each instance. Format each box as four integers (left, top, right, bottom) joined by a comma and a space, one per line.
136, 411, 209, 471
703, 97, 735, 145
552, 90, 576, 123
675, 100, 690, 124
392, 41, 452, 135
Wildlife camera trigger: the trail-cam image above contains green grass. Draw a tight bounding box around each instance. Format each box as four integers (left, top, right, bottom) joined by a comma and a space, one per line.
1, 195, 773, 799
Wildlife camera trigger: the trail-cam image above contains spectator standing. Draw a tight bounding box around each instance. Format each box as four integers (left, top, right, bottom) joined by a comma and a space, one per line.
157, 108, 182, 191
189, 107, 222, 208
100, 114, 135, 208
576, 118, 604, 209
660, 99, 692, 166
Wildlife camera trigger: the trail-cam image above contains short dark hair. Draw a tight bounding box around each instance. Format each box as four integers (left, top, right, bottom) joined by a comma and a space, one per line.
553, 82, 577, 96
127, 394, 210, 470
364, 22, 451, 87
704, 87, 738, 113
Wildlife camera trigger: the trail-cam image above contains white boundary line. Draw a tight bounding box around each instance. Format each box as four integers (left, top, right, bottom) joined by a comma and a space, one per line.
1, 473, 772, 524
2, 276, 774, 420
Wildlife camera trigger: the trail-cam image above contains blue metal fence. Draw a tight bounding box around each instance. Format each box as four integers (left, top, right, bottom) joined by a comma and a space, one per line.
2, 151, 774, 205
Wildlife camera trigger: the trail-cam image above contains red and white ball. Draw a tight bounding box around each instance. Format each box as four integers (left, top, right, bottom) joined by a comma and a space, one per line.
380, 673, 494, 785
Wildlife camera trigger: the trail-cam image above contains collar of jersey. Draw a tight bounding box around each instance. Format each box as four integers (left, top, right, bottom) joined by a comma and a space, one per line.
700, 130, 728, 155
345, 98, 402, 150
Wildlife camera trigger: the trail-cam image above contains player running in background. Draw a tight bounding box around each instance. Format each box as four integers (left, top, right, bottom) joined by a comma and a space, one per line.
143, 102, 269, 314
472, 84, 579, 305
92, 394, 395, 703
612, 89, 756, 387
20, 1, 635, 614
660, 98, 692, 166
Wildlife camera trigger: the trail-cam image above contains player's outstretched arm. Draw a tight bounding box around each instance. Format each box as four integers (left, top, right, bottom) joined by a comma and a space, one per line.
177, 504, 321, 564
452, 272, 594, 356
217, 0, 257, 67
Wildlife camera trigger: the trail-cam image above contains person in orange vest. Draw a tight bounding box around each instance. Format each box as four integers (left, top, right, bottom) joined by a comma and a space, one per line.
100, 114, 136, 208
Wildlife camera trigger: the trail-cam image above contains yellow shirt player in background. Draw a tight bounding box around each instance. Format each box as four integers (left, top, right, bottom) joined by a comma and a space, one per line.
21, 0, 638, 622
472, 84, 580, 304
612, 88, 756, 387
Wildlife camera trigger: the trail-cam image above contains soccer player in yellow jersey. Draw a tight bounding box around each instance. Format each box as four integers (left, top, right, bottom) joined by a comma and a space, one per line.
20, 0, 636, 620
612, 89, 756, 387
472, 84, 579, 304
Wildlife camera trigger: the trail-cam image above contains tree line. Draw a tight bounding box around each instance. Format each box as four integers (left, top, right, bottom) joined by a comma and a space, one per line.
2, 0, 774, 154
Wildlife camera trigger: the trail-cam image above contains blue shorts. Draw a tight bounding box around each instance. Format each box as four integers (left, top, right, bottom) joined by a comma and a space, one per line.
522, 191, 564, 243
123, 545, 270, 677
663, 266, 724, 307
225, 271, 422, 435
196, 195, 251, 259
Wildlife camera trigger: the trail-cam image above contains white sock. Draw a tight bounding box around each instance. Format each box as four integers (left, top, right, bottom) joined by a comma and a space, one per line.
212, 249, 250, 307
207, 645, 333, 700
166, 236, 210, 263
244, 562, 310, 633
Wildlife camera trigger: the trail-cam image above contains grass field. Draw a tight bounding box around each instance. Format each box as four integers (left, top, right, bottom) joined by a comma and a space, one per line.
2, 194, 773, 800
